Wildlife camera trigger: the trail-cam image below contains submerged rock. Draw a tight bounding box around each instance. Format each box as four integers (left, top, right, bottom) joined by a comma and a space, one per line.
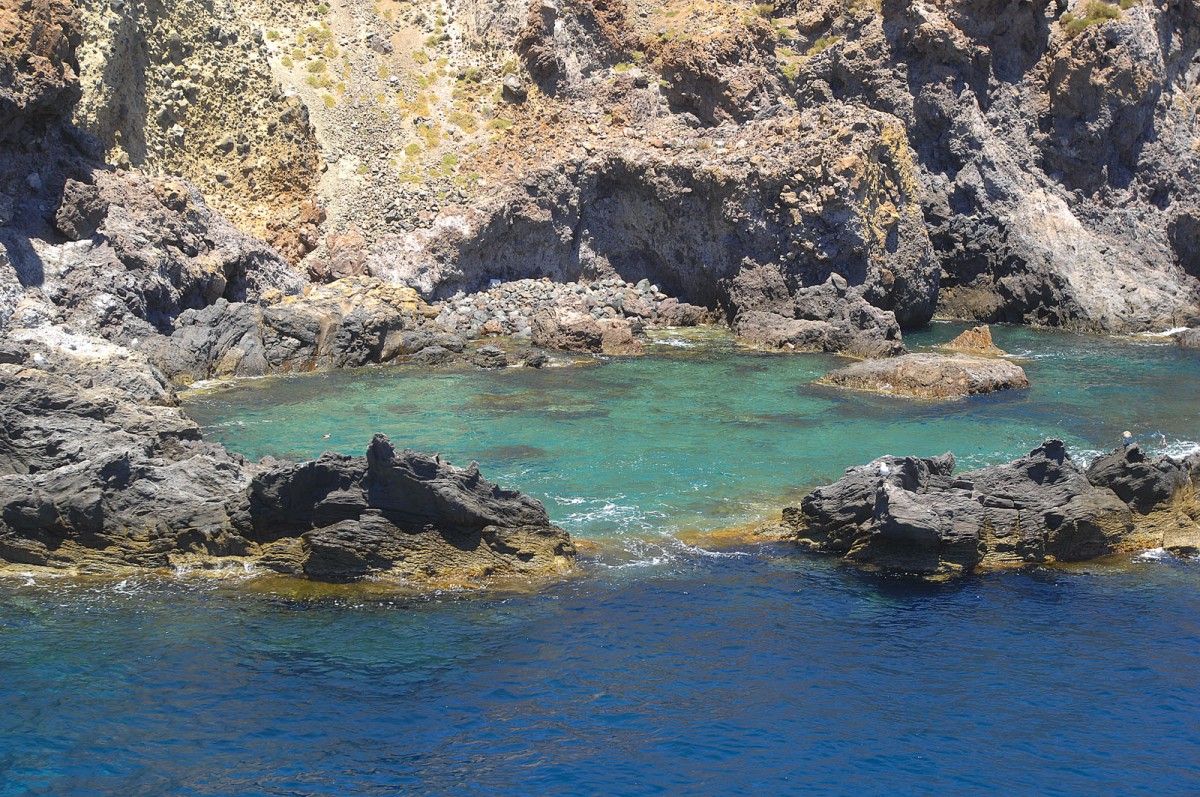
784, 440, 1152, 579
819, 353, 1029, 398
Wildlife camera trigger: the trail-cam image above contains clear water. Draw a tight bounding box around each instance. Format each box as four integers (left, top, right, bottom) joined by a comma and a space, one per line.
3, 323, 1199, 796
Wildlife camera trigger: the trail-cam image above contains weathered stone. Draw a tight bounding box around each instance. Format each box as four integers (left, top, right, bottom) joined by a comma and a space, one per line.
1085, 445, 1198, 514
1175, 328, 1200, 349
0, 360, 575, 584
785, 440, 1139, 579
820, 353, 1030, 398
733, 277, 906, 358
470, 345, 508, 369
54, 179, 109, 240
942, 325, 1006, 357
531, 304, 644, 355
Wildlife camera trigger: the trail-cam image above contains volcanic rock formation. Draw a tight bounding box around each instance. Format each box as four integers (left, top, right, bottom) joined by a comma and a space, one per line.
783, 440, 1199, 578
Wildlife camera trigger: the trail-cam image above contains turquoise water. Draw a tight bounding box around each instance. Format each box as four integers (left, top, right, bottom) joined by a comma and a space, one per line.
3, 323, 1200, 795
183, 323, 1199, 558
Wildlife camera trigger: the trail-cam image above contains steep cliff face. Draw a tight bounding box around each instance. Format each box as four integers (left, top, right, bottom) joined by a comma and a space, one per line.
61, 0, 1200, 333
71, 0, 323, 261
368, 105, 938, 328
871, 0, 1200, 331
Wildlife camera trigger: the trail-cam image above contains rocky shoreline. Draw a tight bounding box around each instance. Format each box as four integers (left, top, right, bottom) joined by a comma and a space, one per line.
1, 0, 1198, 589
780, 441, 1200, 580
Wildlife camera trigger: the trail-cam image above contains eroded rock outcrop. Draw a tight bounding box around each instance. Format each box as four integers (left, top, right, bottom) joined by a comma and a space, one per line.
782, 439, 1180, 579
0, 0, 82, 143
0, 359, 574, 582
367, 105, 939, 354
70, 0, 323, 259
942, 324, 1006, 357
819, 353, 1030, 398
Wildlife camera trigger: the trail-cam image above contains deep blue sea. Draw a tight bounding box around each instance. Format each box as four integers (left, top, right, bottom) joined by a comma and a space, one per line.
2, 323, 1199, 795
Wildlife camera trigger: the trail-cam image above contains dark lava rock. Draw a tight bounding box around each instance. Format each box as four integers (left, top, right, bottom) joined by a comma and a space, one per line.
248, 434, 574, 581
470, 345, 509, 369
1085, 444, 1198, 514
0, 363, 574, 584
784, 440, 1137, 579
54, 179, 109, 240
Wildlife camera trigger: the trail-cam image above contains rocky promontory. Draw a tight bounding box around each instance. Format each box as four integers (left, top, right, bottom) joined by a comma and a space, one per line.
0, 355, 573, 583
782, 440, 1199, 579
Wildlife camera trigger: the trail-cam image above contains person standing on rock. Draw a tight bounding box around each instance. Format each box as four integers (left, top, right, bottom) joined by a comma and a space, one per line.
1123, 431, 1134, 449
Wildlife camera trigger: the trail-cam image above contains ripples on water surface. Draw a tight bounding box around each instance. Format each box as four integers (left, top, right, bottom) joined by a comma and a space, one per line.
3, 324, 1199, 795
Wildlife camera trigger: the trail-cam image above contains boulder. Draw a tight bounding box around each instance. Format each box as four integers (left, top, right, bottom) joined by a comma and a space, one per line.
1085, 444, 1198, 514
942, 325, 1006, 357
733, 278, 905, 359
784, 440, 1137, 579
470, 345, 509, 369
1175, 328, 1200, 349
819, 353, 1029, 398
655, 298, 713, 327
54, 179, 109, 241
531, 305, 644, 355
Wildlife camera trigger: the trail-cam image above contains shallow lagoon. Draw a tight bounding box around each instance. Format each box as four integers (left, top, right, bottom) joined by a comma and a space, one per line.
3, 323, 1199, 796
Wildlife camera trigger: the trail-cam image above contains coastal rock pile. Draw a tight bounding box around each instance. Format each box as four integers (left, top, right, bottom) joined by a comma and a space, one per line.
820, 353, 1030, 398
784, 440, 1199, 578
433, 277, 715, 340
0, 359, 573, 582
248, 434, 574, 581
137, 276, 446, 384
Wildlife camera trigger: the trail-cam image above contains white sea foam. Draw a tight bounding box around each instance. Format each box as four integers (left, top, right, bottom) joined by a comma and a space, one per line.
1159, 439, 1200, 459
652, 337, 697, 349
1136, 547, 1172, 562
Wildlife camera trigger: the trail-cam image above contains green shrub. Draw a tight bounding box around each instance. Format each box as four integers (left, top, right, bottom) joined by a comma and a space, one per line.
1061, 1, 1122, 38
806, 35, 840, 56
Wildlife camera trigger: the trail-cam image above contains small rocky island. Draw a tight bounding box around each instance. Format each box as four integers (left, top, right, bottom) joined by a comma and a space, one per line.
819, 353, 1030, 398
781, 441, 1200, 580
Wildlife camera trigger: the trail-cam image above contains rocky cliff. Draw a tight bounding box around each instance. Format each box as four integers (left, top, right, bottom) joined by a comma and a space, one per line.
0, 0, 576, 586
60, 0, 1200, 335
